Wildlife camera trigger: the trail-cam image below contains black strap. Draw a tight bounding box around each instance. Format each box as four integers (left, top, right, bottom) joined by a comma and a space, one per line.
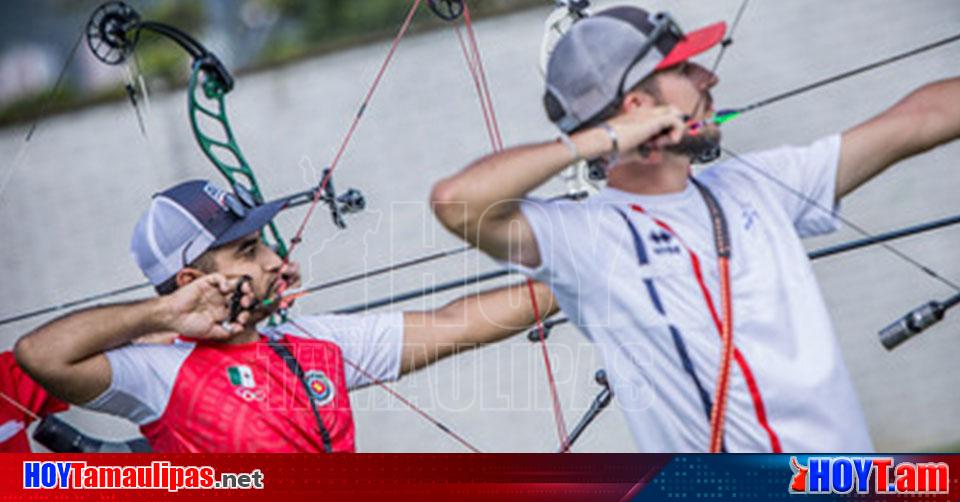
267, 337, 333, 453
689, 177, 731, 259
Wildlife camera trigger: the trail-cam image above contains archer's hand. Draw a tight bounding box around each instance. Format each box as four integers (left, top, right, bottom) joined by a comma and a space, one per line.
606, 105, 686, 153
161, 274, 255, 340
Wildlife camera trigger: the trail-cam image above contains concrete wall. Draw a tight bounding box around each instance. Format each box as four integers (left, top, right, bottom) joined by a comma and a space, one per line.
1, 0, 959, 452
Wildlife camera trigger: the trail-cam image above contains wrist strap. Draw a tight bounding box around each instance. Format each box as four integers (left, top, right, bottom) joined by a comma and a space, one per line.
599, 122, 620, 166
557, 133, 582, 163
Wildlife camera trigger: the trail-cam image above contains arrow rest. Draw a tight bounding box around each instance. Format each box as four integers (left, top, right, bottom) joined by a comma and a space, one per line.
428, 0, 464, 22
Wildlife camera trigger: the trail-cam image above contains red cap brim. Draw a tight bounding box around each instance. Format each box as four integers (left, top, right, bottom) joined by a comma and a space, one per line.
656, 21, 727, 70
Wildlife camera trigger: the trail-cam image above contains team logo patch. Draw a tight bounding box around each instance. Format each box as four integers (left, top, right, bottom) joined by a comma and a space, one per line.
304, 370, 335, 406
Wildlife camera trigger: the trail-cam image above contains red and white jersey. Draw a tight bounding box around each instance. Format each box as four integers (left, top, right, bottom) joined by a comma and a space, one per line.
0, 351, 68, 452
511, 135, 874, 452
85, 313, 403, 452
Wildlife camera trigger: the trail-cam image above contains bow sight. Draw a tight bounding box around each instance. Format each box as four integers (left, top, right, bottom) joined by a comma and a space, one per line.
282, 168, 366, 230
85, 1, 365, 257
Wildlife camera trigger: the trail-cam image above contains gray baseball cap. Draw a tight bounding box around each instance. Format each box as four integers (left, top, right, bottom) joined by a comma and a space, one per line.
130, 180, 285, 286
544, 6, 726, 133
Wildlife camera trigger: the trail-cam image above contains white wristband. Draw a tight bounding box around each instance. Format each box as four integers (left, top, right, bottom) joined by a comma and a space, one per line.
599, 122, 620, 165
557, 132, 582, 163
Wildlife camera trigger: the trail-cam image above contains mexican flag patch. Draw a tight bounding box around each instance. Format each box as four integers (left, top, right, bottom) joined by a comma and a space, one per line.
227, 365, 256, 388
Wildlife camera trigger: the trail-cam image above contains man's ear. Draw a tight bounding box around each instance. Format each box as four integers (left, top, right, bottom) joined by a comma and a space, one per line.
175, 268, 205, 289
620, 88, 658, 114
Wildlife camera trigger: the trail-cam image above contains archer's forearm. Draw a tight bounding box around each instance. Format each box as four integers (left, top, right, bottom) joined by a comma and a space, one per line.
15, 298, 171, 380
838, 76, 960, 197
445, 280, 558, 346
431, 127, 613, 232
400, 281, 558, 373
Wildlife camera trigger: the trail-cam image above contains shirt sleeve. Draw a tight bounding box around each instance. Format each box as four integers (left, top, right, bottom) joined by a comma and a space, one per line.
508, 197, 597, 282
83, 342, 191, 425
718, 134, 842, 238
285, 313, 405, 390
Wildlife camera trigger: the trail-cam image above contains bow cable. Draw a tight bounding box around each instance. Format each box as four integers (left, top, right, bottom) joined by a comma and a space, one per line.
721, 147, 960, 294
0, 32, 84, 204
282, 0, 423, 260
447, 0, 570, 449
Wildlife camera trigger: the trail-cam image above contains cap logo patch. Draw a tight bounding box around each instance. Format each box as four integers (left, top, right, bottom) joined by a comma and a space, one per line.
203, 183, 230, 210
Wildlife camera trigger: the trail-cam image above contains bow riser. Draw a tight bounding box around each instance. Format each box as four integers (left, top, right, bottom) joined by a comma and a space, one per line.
187, 62, 288, 257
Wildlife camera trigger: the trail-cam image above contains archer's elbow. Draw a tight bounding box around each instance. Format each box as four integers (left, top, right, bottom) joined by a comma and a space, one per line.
895, 78, 960, 152
14, 332, 50, 379
431, 177, 472, 236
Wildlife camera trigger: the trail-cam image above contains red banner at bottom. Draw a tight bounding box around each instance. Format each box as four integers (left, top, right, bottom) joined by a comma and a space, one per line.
2, 454, 668, 501
1, 454, 958, 501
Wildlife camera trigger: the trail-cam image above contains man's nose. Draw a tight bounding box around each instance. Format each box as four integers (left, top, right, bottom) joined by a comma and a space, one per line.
703, 70, 719, 90
689, 63, 719, 90
262, 243, 284, 271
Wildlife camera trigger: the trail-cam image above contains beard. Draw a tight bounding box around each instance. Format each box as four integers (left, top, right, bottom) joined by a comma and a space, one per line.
663, 127, 722, 164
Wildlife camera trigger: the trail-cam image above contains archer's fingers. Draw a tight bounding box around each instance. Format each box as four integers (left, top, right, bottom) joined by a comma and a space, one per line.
655, 104, 684, 120
207, 323, 235, 340
210, 274, 233, 296
235, 310, 252, 326
667, 118, 686, 143
239, 281, 256, 308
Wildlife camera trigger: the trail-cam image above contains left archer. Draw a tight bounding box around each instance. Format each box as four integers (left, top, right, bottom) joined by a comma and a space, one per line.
12, 1, 563, 453
14, 177, 559, 453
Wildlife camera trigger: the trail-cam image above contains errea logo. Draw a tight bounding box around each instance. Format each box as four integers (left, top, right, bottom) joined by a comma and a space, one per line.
649, 229, 680, 255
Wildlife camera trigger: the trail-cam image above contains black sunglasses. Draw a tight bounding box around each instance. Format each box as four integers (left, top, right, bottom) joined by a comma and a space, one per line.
614, 12, 686, 100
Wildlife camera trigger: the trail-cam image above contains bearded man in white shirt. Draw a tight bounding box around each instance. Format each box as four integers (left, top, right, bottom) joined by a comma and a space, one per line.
431, 5, 960, 452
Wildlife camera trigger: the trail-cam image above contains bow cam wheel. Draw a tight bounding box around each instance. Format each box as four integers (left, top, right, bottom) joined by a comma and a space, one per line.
85, 1, 141, 65
428, 0, 464, 21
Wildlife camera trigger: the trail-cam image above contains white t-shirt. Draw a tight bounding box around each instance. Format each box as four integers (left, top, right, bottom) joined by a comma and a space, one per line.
512, 135, 873, 452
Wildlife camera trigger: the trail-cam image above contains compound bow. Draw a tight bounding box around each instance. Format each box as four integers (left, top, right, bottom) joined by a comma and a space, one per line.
86, 1, 367, 258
